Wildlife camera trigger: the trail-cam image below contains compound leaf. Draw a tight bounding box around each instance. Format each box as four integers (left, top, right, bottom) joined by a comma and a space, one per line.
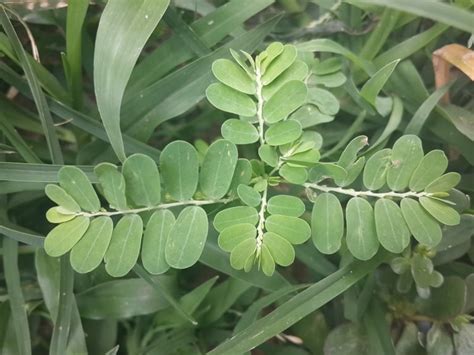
160, 141, 199, 201
265, 120, 302, 146
213, 206, 259, 232
44, 216, 90, 257
122, 154, 161, 207
409, 150, 448, 192
218, 223, 257, 252
374, 199, 410, 253
45, 184, 80, 213
387, 135, 423, 191
400, 198, 441, 248
206, 82, 257, 117
221, 119, 259, 145
263, 232, 295, 266
263, 81, 307, 123
94, 163, 128, 210
165, 206, 208, 269
105, 214, 143, 277
267, 195, 305, 217
311, 193, 344, 254
59, 166, 100, 212
346, 197, 379, 260
212, 58, 255, 94
200, 139, 238, 199
142, 210, 175, 275
70, 216, 113, 274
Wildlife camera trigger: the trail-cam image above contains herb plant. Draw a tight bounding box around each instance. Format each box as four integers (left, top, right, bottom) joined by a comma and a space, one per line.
0, 0, 473, 354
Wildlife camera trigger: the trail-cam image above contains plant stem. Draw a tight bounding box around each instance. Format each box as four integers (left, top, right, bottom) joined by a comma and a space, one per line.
255, 65, 265, 145
256, 187, 268, 252
304, 183, 432, 199
76, 199, 231, 218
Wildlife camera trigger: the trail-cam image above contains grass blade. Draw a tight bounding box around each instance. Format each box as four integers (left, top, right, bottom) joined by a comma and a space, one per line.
208, 253, 387, 354
2, 238, 32, 355
65, 0, 89, 109
0, 162, 96, 183
0, 6, 63, 165
94, 0, 169, 161
0, 224, 44, 247
133, 264, 198, 325
348, 0, 474, 33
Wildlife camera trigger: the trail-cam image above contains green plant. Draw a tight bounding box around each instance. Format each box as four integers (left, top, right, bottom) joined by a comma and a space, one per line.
1, 0, 473, 354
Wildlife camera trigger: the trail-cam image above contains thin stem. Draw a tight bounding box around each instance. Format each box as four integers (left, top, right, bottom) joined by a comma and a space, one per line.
76, 199, 231, 218
255, 66, 265, 145
256, 187, 268, 252
304, 183, 433, 199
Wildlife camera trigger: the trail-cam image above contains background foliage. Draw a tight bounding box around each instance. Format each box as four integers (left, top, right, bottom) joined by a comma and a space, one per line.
0, 0, 473, 354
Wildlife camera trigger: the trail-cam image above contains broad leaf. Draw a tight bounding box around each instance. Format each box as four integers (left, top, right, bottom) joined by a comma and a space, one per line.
213, 206, 258, 232
45, 184, 80, 213
309, 162, 347, 183
425, 172, 461, 193
142, 210, 175, 275
200, 139, 238, 199
409, 150, 448, 191
279, 164, 307, 184
160, 141, 199, 201
212, 58, 255, 94
46, 207, 75, 224
337, 136, 368, 168
230, 238, 257, 270
94, 0, 169, 161
206, 82, 257, 117
311, 193, 344, 254
218, 223, 256, 252
229, 159, 253, 194
267, 195, 305, 217
263, 232, 295, 266
261, 45, 297, 85
104, 214, 143, 277
70, 216, 113, 274
419, 197, 460, 226
265, 215, 311, 244
262, 81, 307, 123
237, 184, 261, 207
363, 148, 391, 191
94, 163, 128, 210
262, 60, 309, 100
221, 119, 259, 145
59, 166, 100, 212
260, 245, 275, 276
44, 216, 90, 257
265, 120, 302, 146
346, 197, 379, 260
122, 154, 161, 207
374, 199, 410, 253
400, 198, 442, 247
258, 145, 279, 167
165, 206, 208, 269
307, 87, 339, 116
387, 135, 423, 191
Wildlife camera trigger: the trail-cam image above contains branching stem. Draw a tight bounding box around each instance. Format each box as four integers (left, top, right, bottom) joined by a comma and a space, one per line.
255, 187, 268, 253
76, 199, 231, 218
255, 66, 265, 145
304, 183, 433, 199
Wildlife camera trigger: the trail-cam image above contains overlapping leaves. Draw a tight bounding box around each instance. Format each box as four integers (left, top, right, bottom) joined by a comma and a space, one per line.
44, 140, 238, 276
309, 135, 461, 260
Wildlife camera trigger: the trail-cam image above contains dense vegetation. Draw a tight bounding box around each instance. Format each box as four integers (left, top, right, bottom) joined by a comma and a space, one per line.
0, 0, 473, 354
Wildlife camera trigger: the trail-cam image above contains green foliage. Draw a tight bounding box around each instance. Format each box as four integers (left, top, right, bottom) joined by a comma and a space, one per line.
1, 1, 473, 353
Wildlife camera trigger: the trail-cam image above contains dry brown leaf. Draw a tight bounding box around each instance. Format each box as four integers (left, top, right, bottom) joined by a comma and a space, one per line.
432, 44, 474, 103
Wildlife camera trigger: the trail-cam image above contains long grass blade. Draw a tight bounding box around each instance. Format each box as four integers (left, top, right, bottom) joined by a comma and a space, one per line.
2, 238, 32, 355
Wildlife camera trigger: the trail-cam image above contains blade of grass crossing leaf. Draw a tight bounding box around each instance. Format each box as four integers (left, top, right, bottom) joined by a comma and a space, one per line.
360, 59, 400, 106
2, 238, 31, 355
0, 7, 63, 165
163, 6, 210, 56
65, 0, 88, 109
404, 82, 454, 135
348, 0, 474, 33
0, 162, 96, 183
208, 254, 387, 354
133, 264, 197, 325
93, 0, 169, 161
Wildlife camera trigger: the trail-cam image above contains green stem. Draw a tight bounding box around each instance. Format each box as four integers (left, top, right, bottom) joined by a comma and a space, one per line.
76, 198, 231, 218
304, 183, 432, 199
